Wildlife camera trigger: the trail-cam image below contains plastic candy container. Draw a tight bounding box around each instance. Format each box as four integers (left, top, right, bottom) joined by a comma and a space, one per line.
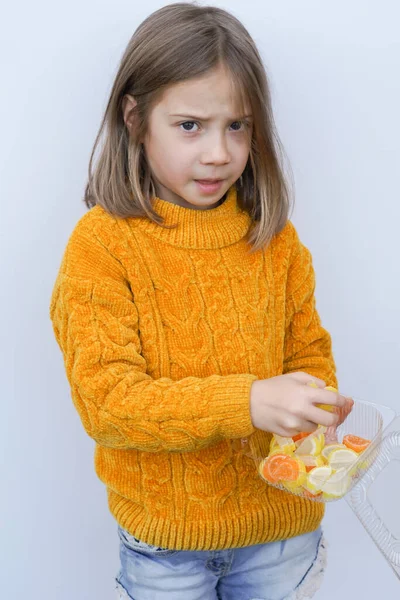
241, 389, 400, 579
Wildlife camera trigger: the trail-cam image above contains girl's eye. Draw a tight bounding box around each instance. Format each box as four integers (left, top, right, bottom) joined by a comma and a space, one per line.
180, 121, 199, 132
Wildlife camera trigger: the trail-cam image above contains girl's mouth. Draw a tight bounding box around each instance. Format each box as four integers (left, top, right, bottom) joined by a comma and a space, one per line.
195, 179, 224, 193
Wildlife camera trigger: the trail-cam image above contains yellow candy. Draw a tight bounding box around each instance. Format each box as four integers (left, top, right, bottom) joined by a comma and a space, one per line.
321, 443, 346, 460
317, 385, 338, 412
301, 454, 326, 469
303, 466, 333, 494
321, 469, 351, 499
308, 382, 338, 413
328, 448, 358, 471
270, 434, 296, 455
295, 426, 326, 457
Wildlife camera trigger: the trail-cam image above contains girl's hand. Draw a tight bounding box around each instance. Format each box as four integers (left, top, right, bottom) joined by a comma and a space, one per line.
249, 372, 347, 437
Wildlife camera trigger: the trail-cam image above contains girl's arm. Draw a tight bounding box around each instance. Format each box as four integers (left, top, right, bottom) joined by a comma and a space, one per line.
49, 218, 256, 452
282, 224, 338, 388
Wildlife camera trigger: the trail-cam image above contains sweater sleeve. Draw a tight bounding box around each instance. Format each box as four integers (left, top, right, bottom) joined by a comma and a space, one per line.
282, 223, 338, 388
49, 215, 256, 452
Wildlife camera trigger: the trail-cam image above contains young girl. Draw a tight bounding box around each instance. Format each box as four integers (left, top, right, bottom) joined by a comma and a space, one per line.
50, 3, 348, 599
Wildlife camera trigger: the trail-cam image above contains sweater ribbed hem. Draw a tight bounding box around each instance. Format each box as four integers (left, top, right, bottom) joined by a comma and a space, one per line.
108, 490, 325, 551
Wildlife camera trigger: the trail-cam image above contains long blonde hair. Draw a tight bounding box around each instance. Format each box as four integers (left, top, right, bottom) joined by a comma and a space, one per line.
84, 2, 293, 250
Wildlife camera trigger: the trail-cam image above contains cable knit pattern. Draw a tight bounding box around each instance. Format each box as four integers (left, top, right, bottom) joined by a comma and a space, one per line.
49, 185, 337, 551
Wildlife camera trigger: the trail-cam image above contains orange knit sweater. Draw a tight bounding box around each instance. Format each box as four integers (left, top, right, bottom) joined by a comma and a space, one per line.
49, 184, 337, 551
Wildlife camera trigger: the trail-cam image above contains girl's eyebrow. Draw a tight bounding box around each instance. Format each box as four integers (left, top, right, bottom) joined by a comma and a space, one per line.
169, 113, 253, 121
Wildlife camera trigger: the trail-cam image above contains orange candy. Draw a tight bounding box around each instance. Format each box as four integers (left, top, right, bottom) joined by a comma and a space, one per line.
343, 434, 371, 453
293, 432, 309, 443
261, 453, 302, 484
303, 488, 323, 499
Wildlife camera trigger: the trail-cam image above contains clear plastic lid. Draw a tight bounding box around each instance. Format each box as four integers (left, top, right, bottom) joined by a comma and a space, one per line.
346, 413, 400, 580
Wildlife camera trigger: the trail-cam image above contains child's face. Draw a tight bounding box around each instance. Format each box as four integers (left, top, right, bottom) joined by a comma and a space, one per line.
143, 65, 253, 210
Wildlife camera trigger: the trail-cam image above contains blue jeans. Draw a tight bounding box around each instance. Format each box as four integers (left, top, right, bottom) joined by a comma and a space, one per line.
115, 525, 326, 600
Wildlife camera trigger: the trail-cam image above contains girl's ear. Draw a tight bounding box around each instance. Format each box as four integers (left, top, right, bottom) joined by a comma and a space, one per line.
122, 94, 138, 132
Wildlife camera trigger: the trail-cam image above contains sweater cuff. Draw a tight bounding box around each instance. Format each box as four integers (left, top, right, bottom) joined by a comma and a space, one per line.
213, 374, 257, 439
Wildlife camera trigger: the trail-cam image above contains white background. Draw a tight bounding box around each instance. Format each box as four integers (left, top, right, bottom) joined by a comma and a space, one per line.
2, 1, 399, 598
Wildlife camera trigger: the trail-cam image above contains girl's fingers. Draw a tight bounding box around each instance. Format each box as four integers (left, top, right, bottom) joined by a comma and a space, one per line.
312, 389, 347, 408
298, 420, 320, 433
307, 406, 339, 428
336, 396, 354, 425
288, 372, 326, 388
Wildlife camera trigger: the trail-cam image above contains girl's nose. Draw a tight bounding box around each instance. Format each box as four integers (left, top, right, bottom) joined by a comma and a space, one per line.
201, 134, 231, 165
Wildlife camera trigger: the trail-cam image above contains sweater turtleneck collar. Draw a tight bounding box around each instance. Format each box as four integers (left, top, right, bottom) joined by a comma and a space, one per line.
133, 184, 252, 250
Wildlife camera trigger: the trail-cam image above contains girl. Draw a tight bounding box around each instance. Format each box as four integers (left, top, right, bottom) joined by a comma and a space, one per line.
50, 3, 348, 599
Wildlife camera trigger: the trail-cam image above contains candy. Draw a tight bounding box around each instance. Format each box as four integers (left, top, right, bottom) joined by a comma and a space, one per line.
343, 434, 371, 453
328, 448, 359, 471
321, 443, 347, 460
321, 469, 352, 499
260, 453, 306, 487
304, 466, 333, 494
256, 388, 371, 501
295, 427, 325, 457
